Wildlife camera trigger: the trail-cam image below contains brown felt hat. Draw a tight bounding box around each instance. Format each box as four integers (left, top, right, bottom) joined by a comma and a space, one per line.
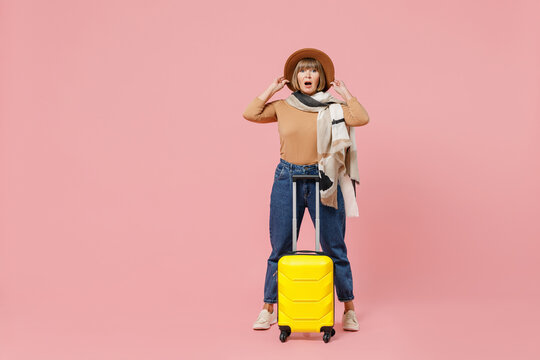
283, 48, 335, 92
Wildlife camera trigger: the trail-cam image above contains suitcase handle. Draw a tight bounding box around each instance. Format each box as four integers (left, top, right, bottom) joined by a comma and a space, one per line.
292, 174, 320, 182
286, 250, 326, 256
291, 174, 321, 252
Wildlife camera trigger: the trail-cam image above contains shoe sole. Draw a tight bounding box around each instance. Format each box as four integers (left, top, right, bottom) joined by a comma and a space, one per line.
253, 317, 277, 330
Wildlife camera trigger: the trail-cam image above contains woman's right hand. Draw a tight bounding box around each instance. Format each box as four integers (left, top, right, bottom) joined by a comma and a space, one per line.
268, 76, 289, 94
257, 76, 290, 103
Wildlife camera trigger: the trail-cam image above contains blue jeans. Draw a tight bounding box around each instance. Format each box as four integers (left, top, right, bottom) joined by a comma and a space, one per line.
263, 158, 355, 303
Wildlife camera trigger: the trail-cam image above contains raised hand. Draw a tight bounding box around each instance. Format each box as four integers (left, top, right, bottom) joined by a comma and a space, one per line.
258, 76, 290, 102
330, 80, 353, 101
269, 76, 290, 94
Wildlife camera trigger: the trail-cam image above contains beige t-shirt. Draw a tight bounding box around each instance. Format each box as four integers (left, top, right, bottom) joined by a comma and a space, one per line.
242, 96, 369, 165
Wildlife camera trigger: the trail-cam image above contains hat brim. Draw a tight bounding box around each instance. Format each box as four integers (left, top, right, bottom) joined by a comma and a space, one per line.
283, 48, 335, 92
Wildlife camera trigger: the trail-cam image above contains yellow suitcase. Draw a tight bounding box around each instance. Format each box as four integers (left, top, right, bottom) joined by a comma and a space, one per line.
277, 175, 335, 343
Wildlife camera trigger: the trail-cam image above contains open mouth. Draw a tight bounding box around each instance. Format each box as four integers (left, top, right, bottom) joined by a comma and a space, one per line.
304, 81, 312, 87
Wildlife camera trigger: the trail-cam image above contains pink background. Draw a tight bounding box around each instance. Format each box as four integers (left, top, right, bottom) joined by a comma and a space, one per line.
1, 0, 539, 359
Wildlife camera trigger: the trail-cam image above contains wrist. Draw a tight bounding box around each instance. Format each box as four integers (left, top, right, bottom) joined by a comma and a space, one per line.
343, 91, 353, 101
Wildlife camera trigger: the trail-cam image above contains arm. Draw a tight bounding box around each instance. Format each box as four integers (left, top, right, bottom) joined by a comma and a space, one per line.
242, 76, 289, 123
242, 98, 278, 123
331, 79, 370, 127
342, 97, 370, 127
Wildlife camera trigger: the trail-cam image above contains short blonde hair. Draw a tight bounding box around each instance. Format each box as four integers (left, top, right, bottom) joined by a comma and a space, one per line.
291, 58, 327, 92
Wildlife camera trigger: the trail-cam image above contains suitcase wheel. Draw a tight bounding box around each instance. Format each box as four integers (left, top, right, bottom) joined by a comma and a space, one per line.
323, 332, 331, 343
279, 330, 290, 343
323, 329, 335, 343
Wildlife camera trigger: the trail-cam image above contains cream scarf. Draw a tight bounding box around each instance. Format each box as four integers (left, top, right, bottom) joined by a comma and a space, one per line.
285, 90, 360, 217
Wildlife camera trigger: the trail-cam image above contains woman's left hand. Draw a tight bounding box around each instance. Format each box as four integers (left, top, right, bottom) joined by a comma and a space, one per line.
330, 80, 353, 101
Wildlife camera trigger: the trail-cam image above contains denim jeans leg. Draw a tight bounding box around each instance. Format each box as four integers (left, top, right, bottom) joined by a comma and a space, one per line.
306, 182, 355, 302
263, 163, 306, 304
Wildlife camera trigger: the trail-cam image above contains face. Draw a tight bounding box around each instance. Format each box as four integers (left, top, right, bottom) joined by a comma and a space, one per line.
297, 67, 320, 95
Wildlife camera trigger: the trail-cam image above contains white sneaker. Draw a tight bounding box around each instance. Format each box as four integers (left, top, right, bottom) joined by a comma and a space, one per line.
342, 310, 360, 331
252, 309, 277, 330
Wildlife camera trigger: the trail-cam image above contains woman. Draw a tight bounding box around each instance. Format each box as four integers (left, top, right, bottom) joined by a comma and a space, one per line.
242, 48, 369, 332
